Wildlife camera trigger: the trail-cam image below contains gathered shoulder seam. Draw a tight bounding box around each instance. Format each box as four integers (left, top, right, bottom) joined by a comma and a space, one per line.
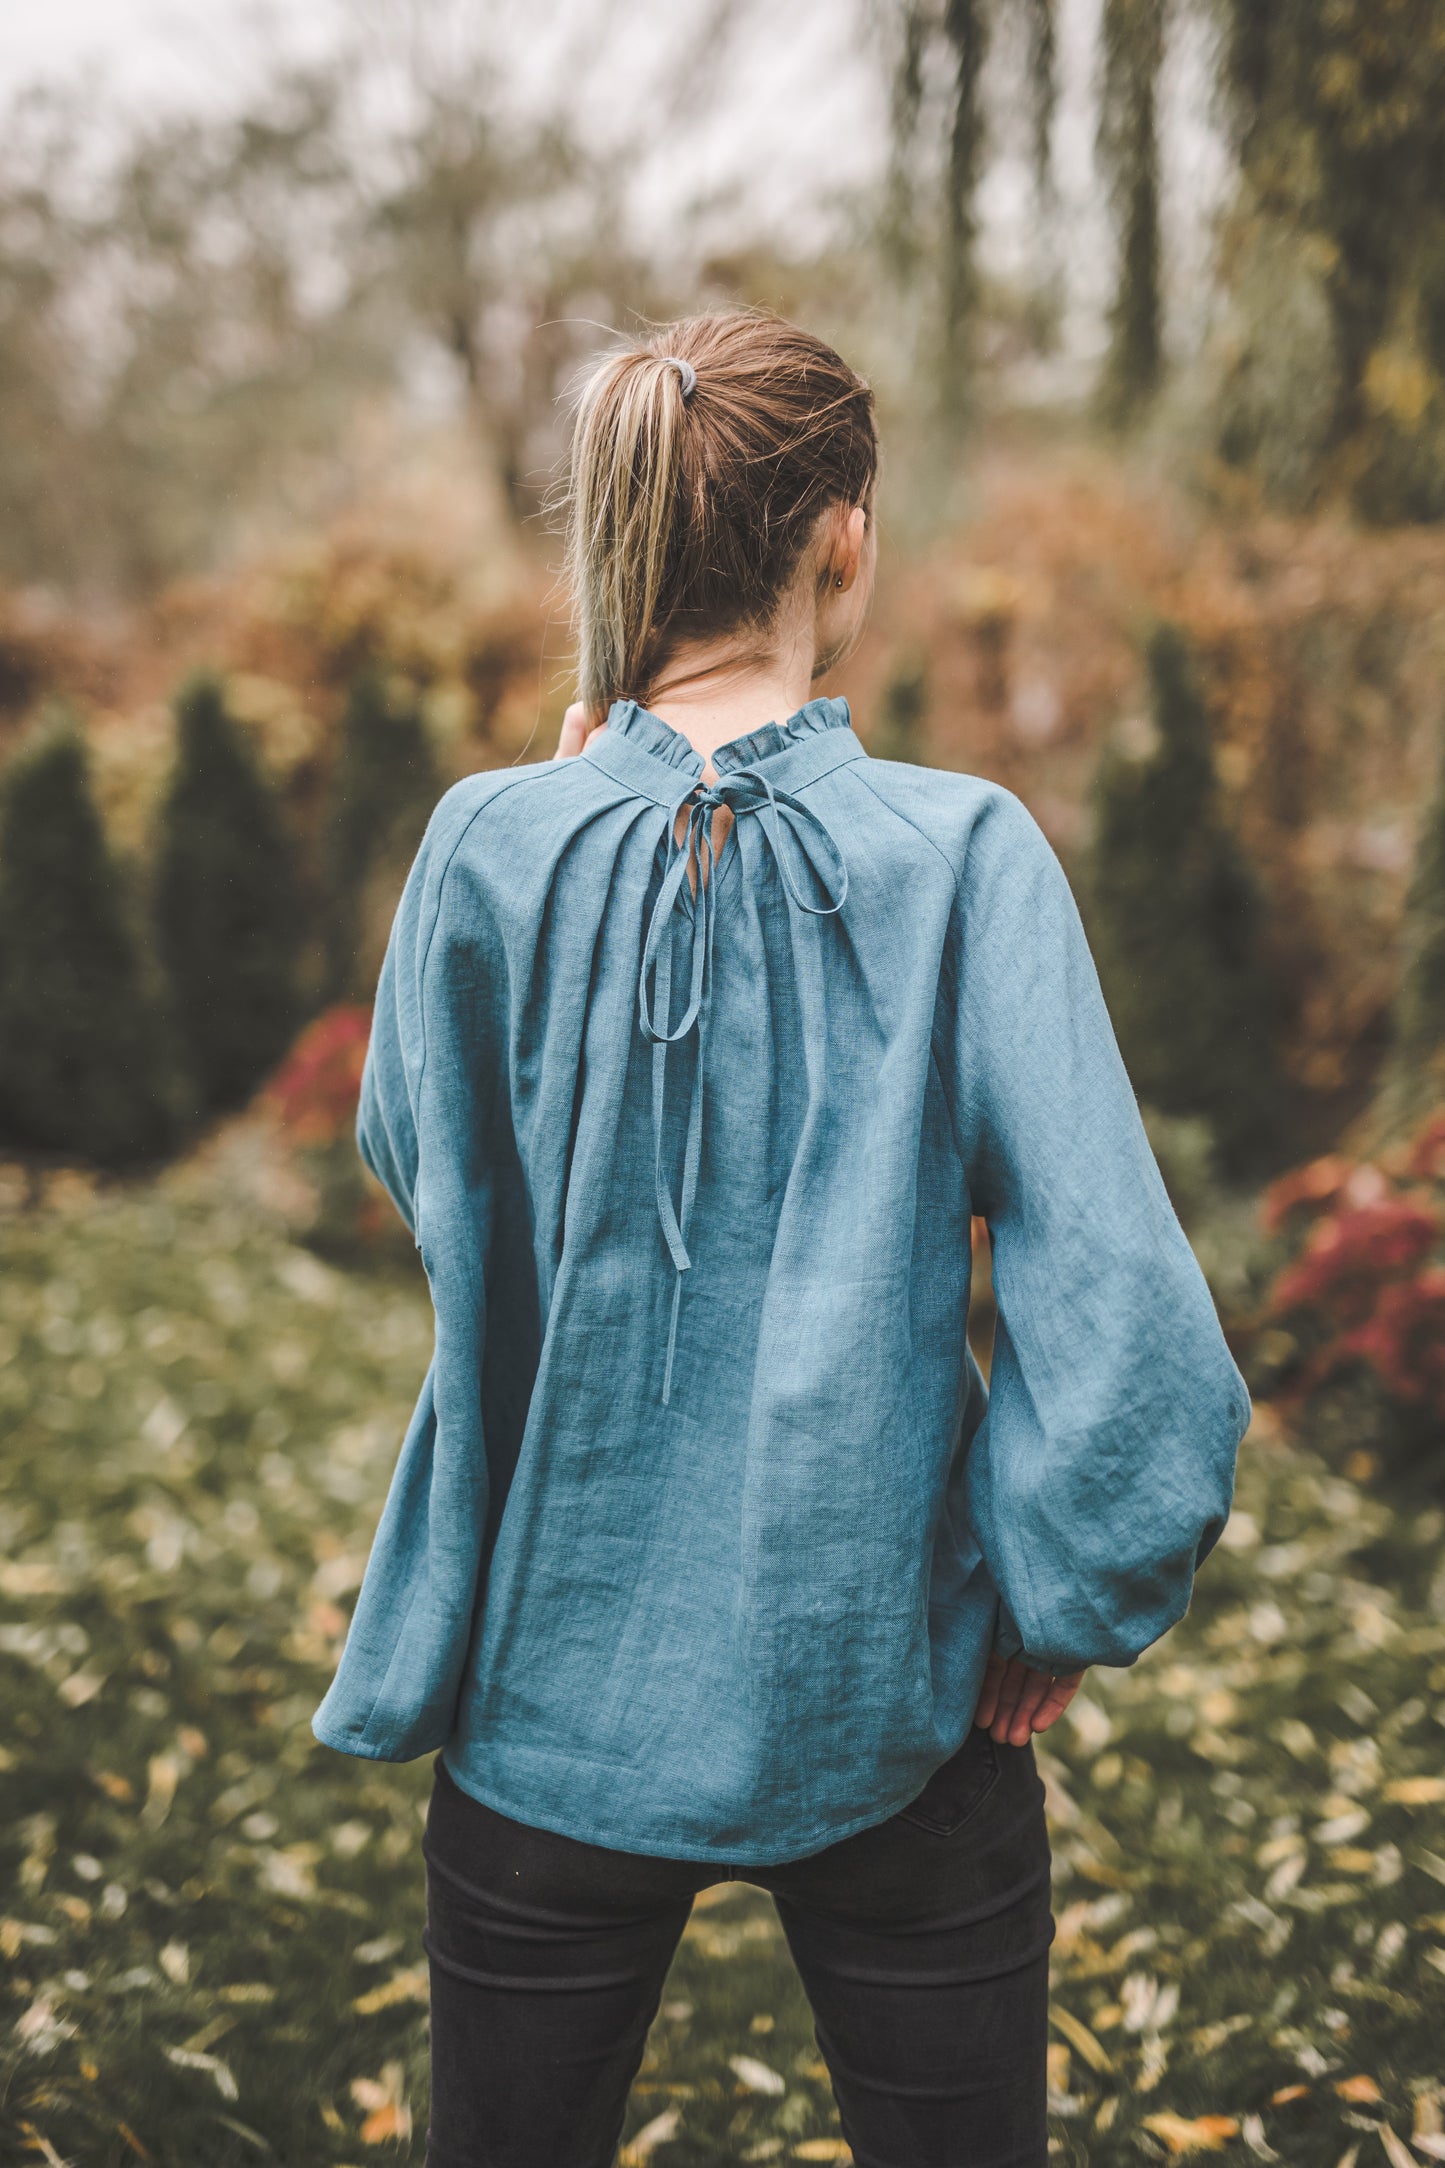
850, 765, 968, 884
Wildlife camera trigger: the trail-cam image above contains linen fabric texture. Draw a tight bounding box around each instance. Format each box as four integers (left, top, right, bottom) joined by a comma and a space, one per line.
311, 696, 1250, 1865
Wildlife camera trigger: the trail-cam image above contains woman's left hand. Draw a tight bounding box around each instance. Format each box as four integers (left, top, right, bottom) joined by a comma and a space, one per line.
973, 1654, 1086, 1746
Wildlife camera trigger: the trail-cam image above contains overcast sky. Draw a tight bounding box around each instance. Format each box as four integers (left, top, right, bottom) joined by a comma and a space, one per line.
0, 0, 340, 106
0, 0, 885, 218
0, 0, 1228, 366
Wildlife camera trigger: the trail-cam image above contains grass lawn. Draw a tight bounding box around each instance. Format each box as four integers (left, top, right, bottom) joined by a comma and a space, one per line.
2, 1182, 1444, 2167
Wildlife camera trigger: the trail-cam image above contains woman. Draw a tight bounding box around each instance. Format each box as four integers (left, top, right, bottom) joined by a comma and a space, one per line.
313, 310, 1249, 2168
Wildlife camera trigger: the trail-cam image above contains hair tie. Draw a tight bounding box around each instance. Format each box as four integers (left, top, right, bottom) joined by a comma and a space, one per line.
659, 355, 697, 402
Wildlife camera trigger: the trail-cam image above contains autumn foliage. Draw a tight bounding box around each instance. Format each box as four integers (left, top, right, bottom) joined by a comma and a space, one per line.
266, 1004, 371, 1150
1260, 1110, 1445, 1467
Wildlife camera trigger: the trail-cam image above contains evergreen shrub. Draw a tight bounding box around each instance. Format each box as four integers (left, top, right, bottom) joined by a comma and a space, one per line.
324, 668, 439, 1000
0, 716, 176, 1166
870, 654, 929, 763
1088, 621, 1282, 1177
155, 671, 304, 1119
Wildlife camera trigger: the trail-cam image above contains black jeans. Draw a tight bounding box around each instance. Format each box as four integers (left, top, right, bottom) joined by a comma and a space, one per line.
421, 1726, 1054, 2168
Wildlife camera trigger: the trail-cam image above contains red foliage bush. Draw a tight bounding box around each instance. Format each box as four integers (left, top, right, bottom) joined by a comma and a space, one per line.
1270, 1201, 1439, 1325
1262, 1112, 1445, 1419
266, 1004, 370, 1148
1345, 1271, 1445, 1410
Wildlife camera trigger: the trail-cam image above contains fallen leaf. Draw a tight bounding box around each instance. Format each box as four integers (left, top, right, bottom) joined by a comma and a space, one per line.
15, 2124, 70, 2168
792, 2146, 853, 2162
57, 1669, 106, 1708
163, 2046, 238, 2101
255, 1844, 319, 1899
1270, 2087, 1310, 2106
618, 2107, 683, 2163
16, 1995, 77, 2054
0, 1561, 69, 1595
140, 1754, 181, 1832
2, 1919, 55, 1959
353, 1935, 404, 1968
1191, 2017, 1253, 2054
350, 2062, 409, 2143
179, 2015, 236, 2056
729, 2055, 787, 2097
1336, 2077, 1383, 2103
359, 2103, 412, 2144
212, 2117, 272, 2153
352, 1966, 428, 2015
1049, 2006, 1114, 2075
1141, 2112, 1240, 2154
1415, 2092, 1444, 2141
1383, 1778, 1445, 1806
1241, 2113, 1278, 2161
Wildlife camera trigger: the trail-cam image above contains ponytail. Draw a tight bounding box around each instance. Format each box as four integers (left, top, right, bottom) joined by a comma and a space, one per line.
563, 311, 878, 723
566, 350, 692, 721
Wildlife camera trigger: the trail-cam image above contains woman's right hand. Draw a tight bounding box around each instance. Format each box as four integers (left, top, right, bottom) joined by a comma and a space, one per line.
554, 701, 592, 759
973, 1654, 1086, 1747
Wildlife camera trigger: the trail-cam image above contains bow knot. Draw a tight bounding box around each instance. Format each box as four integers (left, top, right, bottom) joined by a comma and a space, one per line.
639, 765, 848, 1404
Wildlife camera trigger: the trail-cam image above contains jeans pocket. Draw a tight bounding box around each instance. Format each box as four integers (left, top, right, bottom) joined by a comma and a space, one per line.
896, 1727, 1001, 1835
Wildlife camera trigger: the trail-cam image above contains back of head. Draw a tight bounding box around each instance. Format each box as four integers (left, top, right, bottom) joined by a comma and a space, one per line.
564, 311, 878, 721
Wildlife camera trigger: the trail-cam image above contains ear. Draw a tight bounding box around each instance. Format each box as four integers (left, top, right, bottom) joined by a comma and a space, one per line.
827, 504, 870, 594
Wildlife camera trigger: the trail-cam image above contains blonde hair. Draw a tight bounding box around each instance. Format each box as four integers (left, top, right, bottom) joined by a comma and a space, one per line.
564, 311, 878, 721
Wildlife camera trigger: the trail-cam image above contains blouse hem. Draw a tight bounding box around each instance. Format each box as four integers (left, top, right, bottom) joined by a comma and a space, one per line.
435, 1746, 953, 1868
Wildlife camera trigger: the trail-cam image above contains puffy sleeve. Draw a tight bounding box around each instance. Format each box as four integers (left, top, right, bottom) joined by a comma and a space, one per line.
312, 788, 501, 1761
941, 790, 1250, 1675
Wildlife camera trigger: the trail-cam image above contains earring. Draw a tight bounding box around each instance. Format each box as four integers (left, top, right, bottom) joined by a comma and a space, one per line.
834, 574, 844, 589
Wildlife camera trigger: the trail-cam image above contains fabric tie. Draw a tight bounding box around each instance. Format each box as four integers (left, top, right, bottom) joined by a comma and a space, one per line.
638, 767, 849, 1405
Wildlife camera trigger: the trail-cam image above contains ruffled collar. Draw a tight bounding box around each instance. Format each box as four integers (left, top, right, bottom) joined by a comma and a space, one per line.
604, 695, 853, 777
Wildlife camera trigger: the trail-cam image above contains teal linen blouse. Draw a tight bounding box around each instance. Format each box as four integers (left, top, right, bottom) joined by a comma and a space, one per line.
311, 695, 1249, 1864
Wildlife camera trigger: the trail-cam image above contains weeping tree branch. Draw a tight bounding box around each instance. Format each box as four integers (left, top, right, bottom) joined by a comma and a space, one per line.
1022, 0, 1057, 212
883, 0, 930, 283
941, 0, 990, 414
1217, 0, 1273, 165
1098, 0, 1166, 424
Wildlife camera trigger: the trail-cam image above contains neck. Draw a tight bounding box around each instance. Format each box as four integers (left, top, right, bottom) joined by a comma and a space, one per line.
643, 626, 817, 776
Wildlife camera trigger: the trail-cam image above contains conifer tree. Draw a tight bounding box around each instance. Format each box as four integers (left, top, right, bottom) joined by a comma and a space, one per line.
155, 671, 304, 1117
0, 717, 176, 1166
323, 668, 439, 999
1088, 622, 1281, 1176
872, 657, 929, 763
